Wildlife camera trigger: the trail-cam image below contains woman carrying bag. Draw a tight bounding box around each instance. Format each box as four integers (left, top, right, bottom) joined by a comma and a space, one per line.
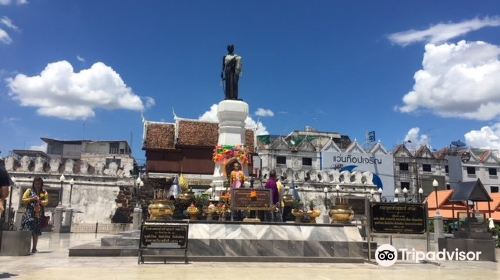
21, 177, 49, 253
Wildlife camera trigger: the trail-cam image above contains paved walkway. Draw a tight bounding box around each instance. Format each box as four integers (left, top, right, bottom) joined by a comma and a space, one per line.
0, 233, 499, 280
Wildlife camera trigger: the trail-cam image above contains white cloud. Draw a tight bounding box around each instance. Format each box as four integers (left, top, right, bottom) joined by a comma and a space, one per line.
76, 55, 85, 62
0, 17, 19, 31
464, 124, 500, 150
1, 116, 20, 124
144, 96, 155, 109
0, 28, 12, 44
404, 127, 430, 148
388, 17, 500, 46
199, 104, 269, 135
0, 0, 28, 5
6, 60, 149, 120
398, 40, 500, 121
255, 108, 274, 117
29, 143, 47, 152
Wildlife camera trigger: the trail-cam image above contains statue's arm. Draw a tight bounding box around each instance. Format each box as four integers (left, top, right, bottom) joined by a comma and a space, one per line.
238, 57, 243, 77
221, 56, 225, 79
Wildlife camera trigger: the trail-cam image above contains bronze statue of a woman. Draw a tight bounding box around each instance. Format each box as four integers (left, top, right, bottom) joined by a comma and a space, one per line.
221, 44, 243, 100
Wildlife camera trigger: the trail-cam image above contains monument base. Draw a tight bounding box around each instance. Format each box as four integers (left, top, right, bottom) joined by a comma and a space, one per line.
0, 230, 31, 256
438, 237, 497, 262
69, 221, 374, 262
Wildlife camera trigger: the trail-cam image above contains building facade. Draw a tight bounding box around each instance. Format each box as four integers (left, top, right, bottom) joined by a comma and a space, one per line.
393, 144, 448, 200
3, 138, 136, 226
446, 148, 500, 194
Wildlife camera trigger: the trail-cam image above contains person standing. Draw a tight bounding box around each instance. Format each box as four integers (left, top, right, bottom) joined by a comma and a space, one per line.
276, 176, 285, 222
0, 165, 10, 218
265, 170, 279, 221
21, 177, 48, 253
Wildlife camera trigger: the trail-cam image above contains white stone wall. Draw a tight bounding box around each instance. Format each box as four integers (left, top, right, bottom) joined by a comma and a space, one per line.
68, 184, 121, 223
6, 174, 133, 225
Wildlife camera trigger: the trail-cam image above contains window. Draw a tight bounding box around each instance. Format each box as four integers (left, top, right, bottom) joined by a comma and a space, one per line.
422, 164, 432, 172
489, 168, 497, 176
302, 157, 312, 166
276, 156, 286, 165
467, 166, 476, 175
109, 142, 119, 154
445, 165, 449, 174
491, 186, 499, 193
401, 182, 410, 190
399, 163, 409, 171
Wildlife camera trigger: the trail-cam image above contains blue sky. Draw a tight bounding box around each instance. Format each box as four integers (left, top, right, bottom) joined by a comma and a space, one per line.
1, 0, 500, 163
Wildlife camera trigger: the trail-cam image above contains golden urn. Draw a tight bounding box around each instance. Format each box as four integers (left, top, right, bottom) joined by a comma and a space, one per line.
187, 203, 200, 220
148, 199, 175, 220
177, 191, 194, 206
282, 194, 294, 207
329, 204, 354, 224
205, 202, 217, 221
291, 209, 305, 223
306, 209, 321, 224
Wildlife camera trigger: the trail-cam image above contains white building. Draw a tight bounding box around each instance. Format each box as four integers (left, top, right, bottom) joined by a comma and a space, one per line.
256, 129, 383, 215
447, 148, 500, 194
3, 138, 136, 227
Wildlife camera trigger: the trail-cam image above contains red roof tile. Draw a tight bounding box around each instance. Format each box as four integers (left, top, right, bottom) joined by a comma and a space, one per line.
144, 123, 175, 150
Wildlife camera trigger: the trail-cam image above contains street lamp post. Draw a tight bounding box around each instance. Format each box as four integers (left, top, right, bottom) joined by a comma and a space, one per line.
394, 188, 400, 202
378, 188, 383, 202
323, 186, 328, 209
69, 178, 74, 207
418, 187, 423, 203
335, 184, 340, 204
403, 187, 408, 203
59, 174, 65, 207
433, 179, 439, 215
135, 176, 143, 208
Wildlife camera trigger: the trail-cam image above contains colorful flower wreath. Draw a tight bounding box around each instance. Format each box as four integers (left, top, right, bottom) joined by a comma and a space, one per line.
212, 144, 249, 165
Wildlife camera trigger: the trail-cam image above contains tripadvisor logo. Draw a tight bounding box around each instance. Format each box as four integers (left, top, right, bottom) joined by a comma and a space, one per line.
375, 244, 397, 267
375, 244, 482, 266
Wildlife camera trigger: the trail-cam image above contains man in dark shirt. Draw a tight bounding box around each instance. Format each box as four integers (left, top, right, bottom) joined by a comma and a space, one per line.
265, 170, 279, 221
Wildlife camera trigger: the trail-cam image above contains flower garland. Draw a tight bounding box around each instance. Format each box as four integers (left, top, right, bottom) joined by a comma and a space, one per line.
212, 144, 249, 165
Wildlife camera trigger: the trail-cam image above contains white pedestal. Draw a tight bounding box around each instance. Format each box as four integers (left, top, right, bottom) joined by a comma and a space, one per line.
212, 100, 249, 195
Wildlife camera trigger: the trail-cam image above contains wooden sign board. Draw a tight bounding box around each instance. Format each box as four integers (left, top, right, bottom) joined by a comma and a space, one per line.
370, 203, 427, 234
231, 189, 272, 211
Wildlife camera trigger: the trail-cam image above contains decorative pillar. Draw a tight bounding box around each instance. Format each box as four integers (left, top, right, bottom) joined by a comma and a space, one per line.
212, 99, 249, 197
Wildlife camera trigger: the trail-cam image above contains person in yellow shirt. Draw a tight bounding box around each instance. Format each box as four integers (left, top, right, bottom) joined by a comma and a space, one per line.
21, 177, 48, 253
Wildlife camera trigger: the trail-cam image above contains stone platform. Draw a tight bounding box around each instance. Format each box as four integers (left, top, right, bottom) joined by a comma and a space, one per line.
69, 221, 374, 262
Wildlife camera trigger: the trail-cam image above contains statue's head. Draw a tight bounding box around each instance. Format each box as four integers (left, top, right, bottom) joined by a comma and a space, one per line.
233, 162, 241, 171
227, 44, 235, 54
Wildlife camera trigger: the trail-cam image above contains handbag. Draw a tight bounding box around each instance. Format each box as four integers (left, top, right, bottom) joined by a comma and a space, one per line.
40, 215, 50, 228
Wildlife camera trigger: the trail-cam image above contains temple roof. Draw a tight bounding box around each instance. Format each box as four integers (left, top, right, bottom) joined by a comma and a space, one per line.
143, 119, 254, 151
143, 123, 175, 150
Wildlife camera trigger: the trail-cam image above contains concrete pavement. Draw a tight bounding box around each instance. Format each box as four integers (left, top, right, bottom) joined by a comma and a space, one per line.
0, 233, 499, 280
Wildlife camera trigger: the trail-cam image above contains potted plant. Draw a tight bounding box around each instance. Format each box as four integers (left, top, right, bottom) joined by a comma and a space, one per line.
306, 200, 321, 224
291, 200, 304, 223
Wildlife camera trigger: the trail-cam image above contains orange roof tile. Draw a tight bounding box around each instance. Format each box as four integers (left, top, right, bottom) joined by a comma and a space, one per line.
425, 190, 454, 209
428, 209, 468, 219
477, 193, 500, 211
